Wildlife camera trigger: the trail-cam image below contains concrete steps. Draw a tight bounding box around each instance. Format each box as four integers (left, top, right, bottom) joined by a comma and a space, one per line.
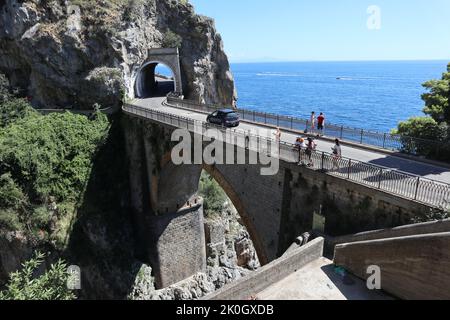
256, 257, 393, 300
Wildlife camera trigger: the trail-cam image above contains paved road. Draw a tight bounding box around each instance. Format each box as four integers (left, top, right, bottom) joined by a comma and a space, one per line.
256, 257, 393, 300
132, 97, 450, 185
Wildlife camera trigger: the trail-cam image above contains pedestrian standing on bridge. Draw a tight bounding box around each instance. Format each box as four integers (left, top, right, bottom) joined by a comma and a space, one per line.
317, 113, 325, 137
305, 137, 316, 167
295, 137, 307, 165
310, 112, 316, 134
274, 127, 281, 142
273, 127, 282, 154
331, 139, 342, 171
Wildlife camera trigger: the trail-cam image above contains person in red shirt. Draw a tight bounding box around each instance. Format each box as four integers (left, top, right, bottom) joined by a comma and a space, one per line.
317, 112, 325, 136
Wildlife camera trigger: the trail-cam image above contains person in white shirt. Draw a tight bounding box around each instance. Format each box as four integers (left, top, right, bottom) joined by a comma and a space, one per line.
310, 112, 316, 134
273, 127, 281, 142
332, 139, 342, 170
295, 137, 307, 165
305, 137, 317, 167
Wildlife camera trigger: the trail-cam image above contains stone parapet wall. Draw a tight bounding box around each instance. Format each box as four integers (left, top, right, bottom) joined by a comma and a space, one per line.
204, 237, 324, 300
334, 232, 450, 300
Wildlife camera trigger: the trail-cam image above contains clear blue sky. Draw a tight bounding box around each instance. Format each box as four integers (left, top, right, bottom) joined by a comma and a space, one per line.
190, 0, 450, 62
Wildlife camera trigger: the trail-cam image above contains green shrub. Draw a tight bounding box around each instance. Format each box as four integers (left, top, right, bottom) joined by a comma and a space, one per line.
0, 111, 110, 202
30, 205, 52, 230
0, 209, 23, 231
0, 173, 27, 210
396, 63, 450, 160
162, 30, 183, 48
198, 171, 227, 216
0, 73, 11, 104
395, 117, 448, 157
0, 98, 37, 128
0, 252, 76, 300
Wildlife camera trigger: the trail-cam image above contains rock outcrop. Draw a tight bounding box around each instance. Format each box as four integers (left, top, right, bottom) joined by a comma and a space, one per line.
0, 0, 239, 300
0, 231, 32, 283
0, 0, 236, 109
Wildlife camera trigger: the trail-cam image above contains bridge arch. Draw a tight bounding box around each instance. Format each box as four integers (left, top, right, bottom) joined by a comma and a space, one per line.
134, 48, 183, 99
156, 152, 269, 265
202, 164, 269, 265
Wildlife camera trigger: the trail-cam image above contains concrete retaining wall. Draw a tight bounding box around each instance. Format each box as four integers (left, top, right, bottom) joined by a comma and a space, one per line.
278, 163, 433, 251
330, 219, 450, 247
204, 237, 324, 300
334, 232, 450, 300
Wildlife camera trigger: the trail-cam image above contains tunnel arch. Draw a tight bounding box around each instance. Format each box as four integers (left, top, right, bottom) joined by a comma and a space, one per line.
134, 48, 183, 99
135, 61, 176, 98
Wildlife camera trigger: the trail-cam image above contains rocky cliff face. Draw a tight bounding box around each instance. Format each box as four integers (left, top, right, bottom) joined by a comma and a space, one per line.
0, 0, 236, 109
0, 0, 239, 299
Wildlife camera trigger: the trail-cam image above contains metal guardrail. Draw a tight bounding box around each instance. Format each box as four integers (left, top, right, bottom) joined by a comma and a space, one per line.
123, 102, 450, 209
166, 95, 449, 158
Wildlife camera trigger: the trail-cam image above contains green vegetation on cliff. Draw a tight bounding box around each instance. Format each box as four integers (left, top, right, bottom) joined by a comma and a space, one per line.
0, 72, 138, 299
0, 75, 110, 248
0, 252, 75, 300
395, 63, 450, 160
198, 171, 227, 217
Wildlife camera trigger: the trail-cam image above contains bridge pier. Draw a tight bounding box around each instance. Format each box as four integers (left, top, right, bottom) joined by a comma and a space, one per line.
124, 117, 206, 288
147, 199, 206, 289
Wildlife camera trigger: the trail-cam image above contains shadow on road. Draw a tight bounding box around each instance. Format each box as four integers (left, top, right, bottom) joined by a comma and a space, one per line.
368, 155, 450, 178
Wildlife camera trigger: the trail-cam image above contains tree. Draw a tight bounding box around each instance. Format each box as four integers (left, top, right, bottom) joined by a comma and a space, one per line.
0, 252, 76, 300
395, 117, 447, 156
395, 63, 450, 160
422, 62, 450, 123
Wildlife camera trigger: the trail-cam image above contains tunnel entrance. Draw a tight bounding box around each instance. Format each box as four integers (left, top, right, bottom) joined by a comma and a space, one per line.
135, 62, 176, 98
134, 48, 183, 99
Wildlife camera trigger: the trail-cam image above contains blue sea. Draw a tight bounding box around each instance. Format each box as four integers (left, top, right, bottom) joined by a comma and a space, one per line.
230, 60, 448, 132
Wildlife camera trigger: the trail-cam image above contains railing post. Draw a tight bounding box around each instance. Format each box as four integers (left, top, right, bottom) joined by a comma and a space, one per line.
290, 117, 293, 130
347, 159, 351, 179
305, 120, 309, 132
414, 177, 420, 200
253, 111, 256, 122
264, 113, 267, 124
277, 115, 279, 127
378, 169, 383, 189
383, 133, 387, 149
340, 126, 344, 139
321, 152, 325, 171
360, 129, 364, 144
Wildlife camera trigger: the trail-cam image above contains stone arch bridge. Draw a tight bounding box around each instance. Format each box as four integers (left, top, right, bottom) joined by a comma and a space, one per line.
122, 102, 436, 289
122, 48, 449, 289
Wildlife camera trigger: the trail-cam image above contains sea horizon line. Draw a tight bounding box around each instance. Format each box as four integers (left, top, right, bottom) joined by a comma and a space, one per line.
230, 58, 450, 65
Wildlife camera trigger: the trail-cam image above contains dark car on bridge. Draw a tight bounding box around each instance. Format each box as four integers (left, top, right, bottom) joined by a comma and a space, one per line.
207, 109, 240, 128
